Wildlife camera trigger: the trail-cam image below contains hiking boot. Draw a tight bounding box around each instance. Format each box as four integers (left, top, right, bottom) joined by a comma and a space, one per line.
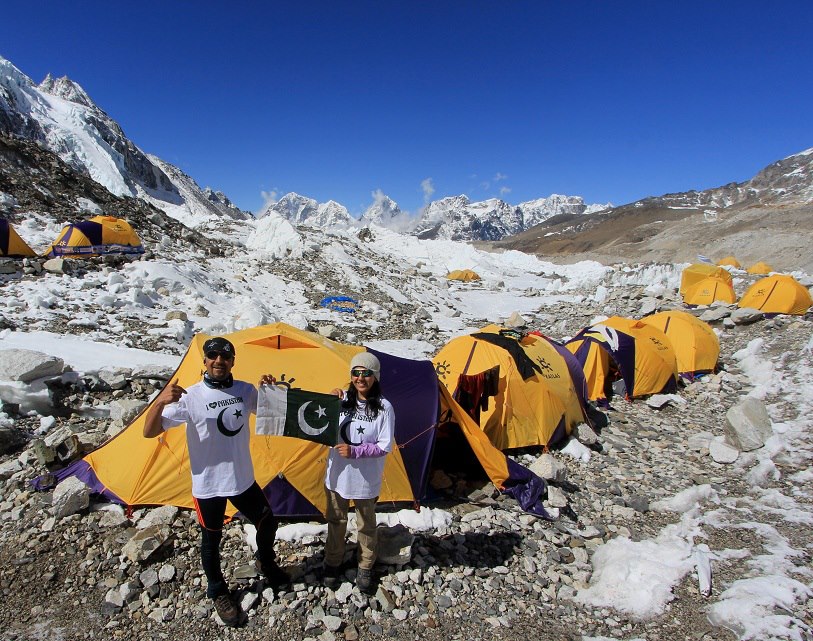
213, 593, 242, 627
322, 563, 341, 590
260, 561, 290, 589
356, 567, 375, 595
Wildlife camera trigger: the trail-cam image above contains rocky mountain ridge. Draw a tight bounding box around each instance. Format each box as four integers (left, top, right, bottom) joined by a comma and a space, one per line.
0, 56, 249, 229
496, 147, 813, 273
261, 190, 609, 242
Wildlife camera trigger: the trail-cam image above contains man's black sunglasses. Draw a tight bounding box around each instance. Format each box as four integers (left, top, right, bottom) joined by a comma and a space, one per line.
205, 350, 234, 361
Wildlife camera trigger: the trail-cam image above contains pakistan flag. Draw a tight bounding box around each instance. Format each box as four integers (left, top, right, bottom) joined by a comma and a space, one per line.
256, 386, 340, 447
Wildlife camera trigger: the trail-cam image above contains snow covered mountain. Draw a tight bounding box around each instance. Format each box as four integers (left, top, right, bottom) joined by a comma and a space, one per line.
360, 192, 405, 228
258, 193, 353, 228
411, 194, 609, 242
518, 194, 610, 228
257, 190, 610, 243
412, 196, 519, 241
0, 55, 248, 227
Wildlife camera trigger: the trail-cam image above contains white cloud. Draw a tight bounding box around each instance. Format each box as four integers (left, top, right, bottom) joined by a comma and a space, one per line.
371, 188, 387, 205
421, 178, 435, 203
499, 186, 512, 196
261, 189, 279, 207
494, 172, 508, 182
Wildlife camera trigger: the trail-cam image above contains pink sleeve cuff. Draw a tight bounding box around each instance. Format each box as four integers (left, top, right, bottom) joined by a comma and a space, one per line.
350, 443, 386, 458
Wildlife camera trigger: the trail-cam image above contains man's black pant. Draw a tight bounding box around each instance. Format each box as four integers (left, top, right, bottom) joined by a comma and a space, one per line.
194, 482, 278, 598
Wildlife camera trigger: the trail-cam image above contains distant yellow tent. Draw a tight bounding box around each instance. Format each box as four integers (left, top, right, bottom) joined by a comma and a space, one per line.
45, 215, 144, 257
680, 264, 733, 295
0, 219, 36, 257
433, 325, 584, 450
446, 269, 481, 282
683, 276, 737, 306
717, 256, 741, 269
566, 316, 678, 402
746, 261, 774, 275
738, 275, 812, 315
641, 310, 720, 377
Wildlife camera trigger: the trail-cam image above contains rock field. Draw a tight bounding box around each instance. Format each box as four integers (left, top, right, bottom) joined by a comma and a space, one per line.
0, 252, 811, 641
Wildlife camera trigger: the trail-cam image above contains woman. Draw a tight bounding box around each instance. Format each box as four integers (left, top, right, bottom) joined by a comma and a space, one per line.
323, 352, 395, 594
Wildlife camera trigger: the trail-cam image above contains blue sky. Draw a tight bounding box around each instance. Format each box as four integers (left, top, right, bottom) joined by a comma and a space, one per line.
4, 2, 813, 216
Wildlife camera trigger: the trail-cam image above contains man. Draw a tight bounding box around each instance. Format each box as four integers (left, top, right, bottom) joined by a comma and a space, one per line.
143, 336, 288, 628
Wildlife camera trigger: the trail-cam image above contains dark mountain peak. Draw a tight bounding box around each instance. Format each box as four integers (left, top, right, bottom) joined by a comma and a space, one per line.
38, 74, 95, 109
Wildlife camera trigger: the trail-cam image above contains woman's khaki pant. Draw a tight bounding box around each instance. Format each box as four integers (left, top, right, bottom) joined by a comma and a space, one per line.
324, 488, 378, 570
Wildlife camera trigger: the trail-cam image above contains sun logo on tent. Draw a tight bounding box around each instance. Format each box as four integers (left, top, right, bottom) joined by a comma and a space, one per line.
274, 373, 297, 389
536, 357, 553, 373
435, 361, 451, 380
535, 357, 561, 379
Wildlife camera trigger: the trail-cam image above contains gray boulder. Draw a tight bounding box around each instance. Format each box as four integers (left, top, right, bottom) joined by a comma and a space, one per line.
376, 524, 414, 565
725, 397, 773, 451
709, 439, 739, 463
121, 525, 173, 563
0, 425, 27, 455
730, 308, 763, 325
699, 307, 731, 323
573, 422, 598, 445
108, 398, 147, 428
0, 349, 65, 382
529, 453, 568, 482
51, 476, 91, 519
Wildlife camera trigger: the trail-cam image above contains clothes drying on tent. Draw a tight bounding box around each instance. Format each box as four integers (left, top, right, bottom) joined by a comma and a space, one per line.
470, 331, 541, 380
679, 264, 733, 295
454, 364, 500, 422
566, 316, 678, 403
433, 324, 586, 450
682, 276, 737, 306
45, 215, 144, 257
0, 218, 36, 257
738, 274, 812, 315
41, 323, 552, 518
641, 310, 720, 377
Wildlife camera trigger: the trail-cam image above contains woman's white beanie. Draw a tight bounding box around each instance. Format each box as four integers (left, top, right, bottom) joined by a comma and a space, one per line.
350, 352, 381, 381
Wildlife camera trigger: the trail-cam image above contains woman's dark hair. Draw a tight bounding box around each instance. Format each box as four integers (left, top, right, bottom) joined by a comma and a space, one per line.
343, 380, 384, 417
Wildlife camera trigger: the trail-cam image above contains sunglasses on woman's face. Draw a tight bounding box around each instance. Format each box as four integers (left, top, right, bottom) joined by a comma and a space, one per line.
350, 369, 374, 378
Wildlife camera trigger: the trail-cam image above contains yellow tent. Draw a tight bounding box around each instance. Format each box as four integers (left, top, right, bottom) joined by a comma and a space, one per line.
716, 256, 741, 269
566, 316, 678, 402
54, 323, 530, 517
640, 310, 720, 377
433, 325, 583, 450
738, 275, 812, 315
746, 261, 774, 275
679, 264, 733, 295
45, 215, 144, 257
0, 218, 36, 257
682, 276, 737, 306
446, 269, 481, 282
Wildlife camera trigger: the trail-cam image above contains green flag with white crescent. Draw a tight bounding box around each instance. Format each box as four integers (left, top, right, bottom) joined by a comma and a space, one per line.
256, 385, 340, 446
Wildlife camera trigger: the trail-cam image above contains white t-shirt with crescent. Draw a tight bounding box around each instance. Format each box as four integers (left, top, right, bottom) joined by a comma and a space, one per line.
325, 397, 395, 500
160, 380, 258, 499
